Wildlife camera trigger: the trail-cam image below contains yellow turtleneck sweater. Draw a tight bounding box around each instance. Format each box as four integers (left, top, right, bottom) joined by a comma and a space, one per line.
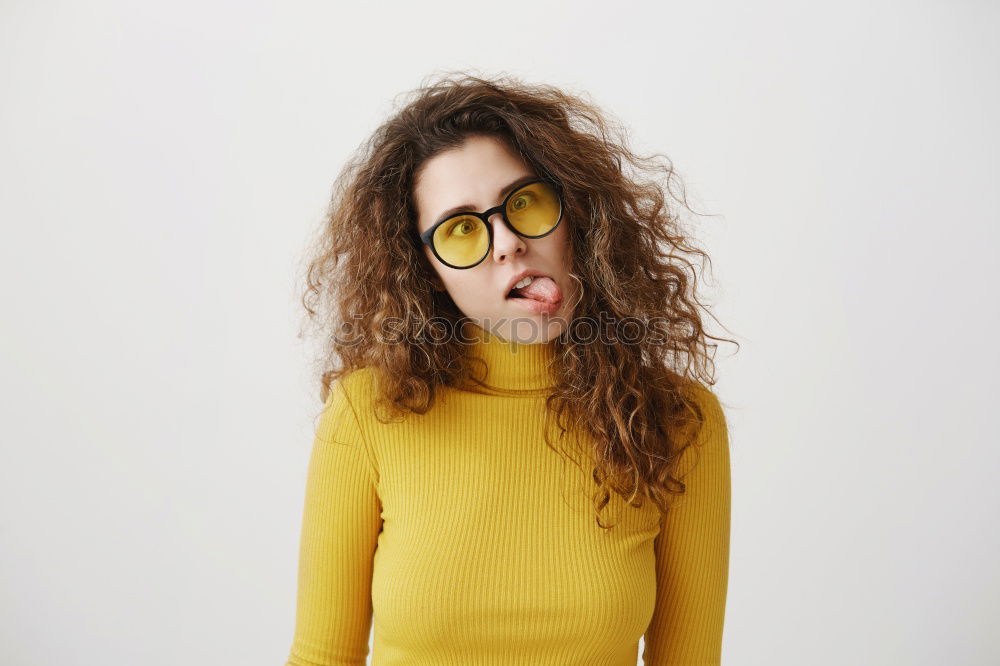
284, 322, 731, 666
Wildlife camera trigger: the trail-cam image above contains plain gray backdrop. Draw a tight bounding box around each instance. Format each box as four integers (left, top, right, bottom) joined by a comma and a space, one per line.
1, 1, 997, 664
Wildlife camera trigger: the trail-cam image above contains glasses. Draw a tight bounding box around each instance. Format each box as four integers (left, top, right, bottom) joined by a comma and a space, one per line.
418, 178, 563, 270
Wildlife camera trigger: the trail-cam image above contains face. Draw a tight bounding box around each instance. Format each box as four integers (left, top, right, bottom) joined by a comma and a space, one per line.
413, 135, 576, 344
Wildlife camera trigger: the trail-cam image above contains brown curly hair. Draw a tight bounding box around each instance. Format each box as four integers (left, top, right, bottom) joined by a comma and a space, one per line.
298, 69, 738, 529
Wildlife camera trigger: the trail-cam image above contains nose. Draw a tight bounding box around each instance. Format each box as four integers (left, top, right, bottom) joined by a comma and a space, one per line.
489, 211, 526, 263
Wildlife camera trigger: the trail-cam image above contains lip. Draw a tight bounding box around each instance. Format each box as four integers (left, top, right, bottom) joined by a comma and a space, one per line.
502, 268, 564, 315
502, 268, 557, 298
507, 295, 563, 315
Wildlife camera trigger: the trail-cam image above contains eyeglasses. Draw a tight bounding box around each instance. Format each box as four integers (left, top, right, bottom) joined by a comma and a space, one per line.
418, 178, 563, 270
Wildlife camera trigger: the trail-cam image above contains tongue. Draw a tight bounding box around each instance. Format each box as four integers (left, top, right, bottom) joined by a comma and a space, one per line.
514, 276, 562, 303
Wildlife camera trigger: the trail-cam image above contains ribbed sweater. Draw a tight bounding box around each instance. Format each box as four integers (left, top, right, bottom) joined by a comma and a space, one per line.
285, 321, 731, 666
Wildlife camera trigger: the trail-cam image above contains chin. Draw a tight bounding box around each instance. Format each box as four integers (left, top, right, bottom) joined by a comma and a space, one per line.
503, 312, 569, 344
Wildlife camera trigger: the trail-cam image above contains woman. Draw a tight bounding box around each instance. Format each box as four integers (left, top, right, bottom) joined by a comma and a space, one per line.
286, 72, 735, 666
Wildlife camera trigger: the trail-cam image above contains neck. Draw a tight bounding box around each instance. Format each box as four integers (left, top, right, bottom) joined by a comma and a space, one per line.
459, 320, 558, 394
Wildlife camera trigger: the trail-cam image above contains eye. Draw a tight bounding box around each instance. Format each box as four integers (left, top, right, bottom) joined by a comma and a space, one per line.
509, 191, 536, 212
445, 217, 478, 237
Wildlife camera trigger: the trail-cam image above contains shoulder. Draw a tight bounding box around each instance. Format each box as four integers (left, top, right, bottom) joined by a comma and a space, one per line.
317, 367, 381, 444
674, 380, 730, 468
335, 366, 381, 401
684, 382, 727, 432
323, 366, 380, 414
669, 382, 731, 505
317, 369, 381, 478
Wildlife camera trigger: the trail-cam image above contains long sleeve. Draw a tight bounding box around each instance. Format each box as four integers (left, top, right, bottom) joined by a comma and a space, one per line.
642, 387, 732, 666
285, 379, 383, 666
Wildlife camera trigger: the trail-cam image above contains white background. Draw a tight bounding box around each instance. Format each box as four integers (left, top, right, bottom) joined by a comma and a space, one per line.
2, 1, 997, 664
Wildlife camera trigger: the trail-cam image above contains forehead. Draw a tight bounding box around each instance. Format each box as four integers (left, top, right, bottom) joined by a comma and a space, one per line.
413, 135, 532, 233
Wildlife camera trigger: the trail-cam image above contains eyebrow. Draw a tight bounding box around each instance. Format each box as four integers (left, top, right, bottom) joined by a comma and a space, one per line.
432, 174, 537, 226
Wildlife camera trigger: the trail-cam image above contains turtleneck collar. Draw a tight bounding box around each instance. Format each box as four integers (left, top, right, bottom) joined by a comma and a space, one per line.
458, 320, 559, 395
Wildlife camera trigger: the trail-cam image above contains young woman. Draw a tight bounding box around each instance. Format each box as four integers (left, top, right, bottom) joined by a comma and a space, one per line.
285, 72, 735, 666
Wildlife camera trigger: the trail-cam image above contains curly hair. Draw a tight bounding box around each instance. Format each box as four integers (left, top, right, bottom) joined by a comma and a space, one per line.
297, 69, 738, 529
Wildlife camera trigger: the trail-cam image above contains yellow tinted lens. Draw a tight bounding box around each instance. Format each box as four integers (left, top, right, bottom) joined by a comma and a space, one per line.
506, 182, 561, 236
433, 214, 489, 267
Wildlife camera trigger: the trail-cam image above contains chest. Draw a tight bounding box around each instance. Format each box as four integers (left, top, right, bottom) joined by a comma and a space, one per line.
364, 394, 663, 660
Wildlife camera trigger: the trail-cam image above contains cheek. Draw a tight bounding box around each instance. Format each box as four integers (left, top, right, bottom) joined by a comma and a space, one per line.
439, 270, 494, 305
431, 264, 463, 295
423, 245, 447, 273
559, 222, 572, 256
543, 222, 573, 267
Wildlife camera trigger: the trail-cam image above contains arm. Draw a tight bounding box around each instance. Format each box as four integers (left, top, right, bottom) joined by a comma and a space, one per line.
642, 387, 732, 665
285, 379, 382, 666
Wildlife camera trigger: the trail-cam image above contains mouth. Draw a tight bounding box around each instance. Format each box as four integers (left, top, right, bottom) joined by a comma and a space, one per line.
503, 271, 564, 315
503, 270, 554, 296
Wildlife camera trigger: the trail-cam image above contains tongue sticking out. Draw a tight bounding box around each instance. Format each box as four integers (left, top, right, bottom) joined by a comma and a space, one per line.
511, 276, 562, 303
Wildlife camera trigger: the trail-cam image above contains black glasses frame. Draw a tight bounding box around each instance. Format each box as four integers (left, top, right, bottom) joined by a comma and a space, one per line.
418, 178, 563, 270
